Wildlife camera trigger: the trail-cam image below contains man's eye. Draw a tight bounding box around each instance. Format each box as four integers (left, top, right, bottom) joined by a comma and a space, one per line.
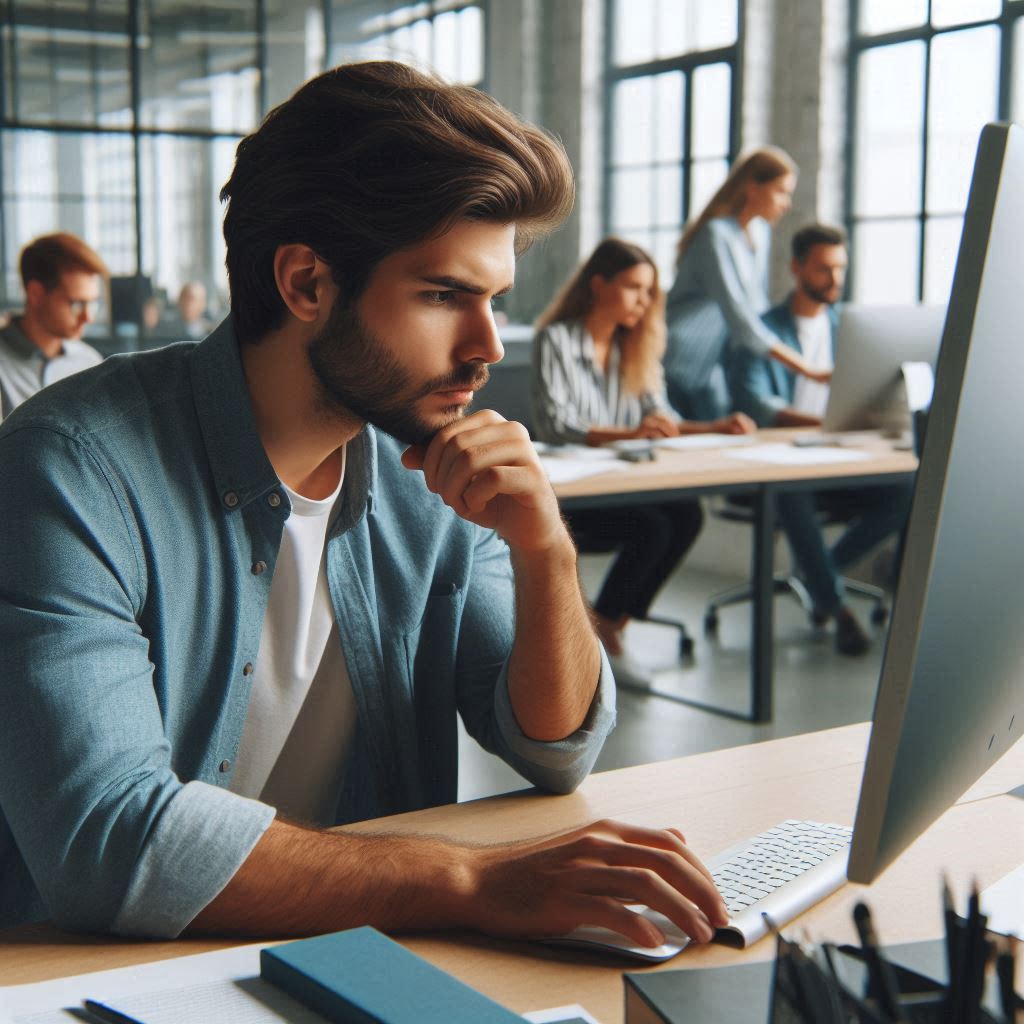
425, 290, 456, 305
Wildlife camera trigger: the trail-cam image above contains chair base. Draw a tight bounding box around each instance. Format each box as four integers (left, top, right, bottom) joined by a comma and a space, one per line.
636, 613, 695, 658
703, 574, 888, 634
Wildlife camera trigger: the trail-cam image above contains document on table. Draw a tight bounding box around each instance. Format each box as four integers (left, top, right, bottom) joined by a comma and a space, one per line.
1, 944, 598, 1024
653, 434, 757, 451
723, 443, 874, 466
538, 457, 622, 484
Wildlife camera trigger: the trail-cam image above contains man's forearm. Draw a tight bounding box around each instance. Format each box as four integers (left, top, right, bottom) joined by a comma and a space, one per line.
506, 533, 602, 741
187, 819, 476, 937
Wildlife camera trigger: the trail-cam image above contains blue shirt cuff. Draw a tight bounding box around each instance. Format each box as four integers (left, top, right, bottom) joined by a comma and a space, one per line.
111, 780, 275, 938
492, 646, 616, 794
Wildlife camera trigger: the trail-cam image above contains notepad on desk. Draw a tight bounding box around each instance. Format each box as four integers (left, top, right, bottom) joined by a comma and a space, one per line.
1, 932, 596, 1024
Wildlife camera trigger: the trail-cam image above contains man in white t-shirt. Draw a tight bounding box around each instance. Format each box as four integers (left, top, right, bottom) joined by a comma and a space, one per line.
0, 61, 729, 949
0, 232, 106, 420
727, 224, 913, 655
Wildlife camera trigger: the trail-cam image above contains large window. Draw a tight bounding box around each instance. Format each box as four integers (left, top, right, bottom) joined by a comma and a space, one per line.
848, 0, 1022, 304
0, 0, 487, 347
604, 0, 740, 281
328, 2, 485, 88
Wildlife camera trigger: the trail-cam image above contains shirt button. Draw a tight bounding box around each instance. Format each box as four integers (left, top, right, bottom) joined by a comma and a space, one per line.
219, 759, 231, 773
223, 491, 239, 509
251, 560, 267, 575
267, 492, 282, 508
243, 662, 254, 675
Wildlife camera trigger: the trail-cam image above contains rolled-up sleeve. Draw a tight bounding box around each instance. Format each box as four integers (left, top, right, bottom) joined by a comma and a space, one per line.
530, 324, 593, 445
0, 426, 273, 936
454, 527, 616, 794
726, 346, 788, 427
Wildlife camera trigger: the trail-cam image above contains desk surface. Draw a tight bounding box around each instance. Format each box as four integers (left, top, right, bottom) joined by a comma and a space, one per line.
4, 724, 1022, 1023
551, 429, 918, 501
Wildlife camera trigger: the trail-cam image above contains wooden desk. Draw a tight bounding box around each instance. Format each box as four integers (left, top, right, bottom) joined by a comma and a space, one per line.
553, 430, 918, 722
4, 725, 1022, 1023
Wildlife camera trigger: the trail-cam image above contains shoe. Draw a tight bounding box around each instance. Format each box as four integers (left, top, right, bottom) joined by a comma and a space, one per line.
834, 608, 870, 656
810, 608, 830, 628
593, 613, 627, 657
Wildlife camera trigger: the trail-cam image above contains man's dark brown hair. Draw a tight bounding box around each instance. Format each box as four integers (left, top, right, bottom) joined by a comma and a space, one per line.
220, 61, 576, 344
791, 223, 847, 264
19, 233, 109, 291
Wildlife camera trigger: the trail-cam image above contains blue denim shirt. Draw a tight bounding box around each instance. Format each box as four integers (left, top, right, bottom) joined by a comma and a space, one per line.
0, 319, 615, 938
726, 299, 840, 426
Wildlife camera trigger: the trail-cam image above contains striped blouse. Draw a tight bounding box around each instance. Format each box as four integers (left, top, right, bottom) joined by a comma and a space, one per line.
530, 319, 670, 445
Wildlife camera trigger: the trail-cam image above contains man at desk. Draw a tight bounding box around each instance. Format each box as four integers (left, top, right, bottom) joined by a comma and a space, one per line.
0, 62, 727, 949
727, 223, 912, 655
0, 232, 106, 420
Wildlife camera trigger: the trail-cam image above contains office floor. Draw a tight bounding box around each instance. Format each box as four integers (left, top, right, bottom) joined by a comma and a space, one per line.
457, 546, 890, 802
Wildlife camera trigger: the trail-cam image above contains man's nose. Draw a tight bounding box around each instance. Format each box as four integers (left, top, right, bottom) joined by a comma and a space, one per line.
461, 307, 505, 365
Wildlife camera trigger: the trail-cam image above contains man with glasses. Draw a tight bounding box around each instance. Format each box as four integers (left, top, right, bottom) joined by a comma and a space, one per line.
0, 232, 107, 419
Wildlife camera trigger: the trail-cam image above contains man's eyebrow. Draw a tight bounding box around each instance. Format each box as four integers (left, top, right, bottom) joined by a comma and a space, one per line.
419, 275, 513, 297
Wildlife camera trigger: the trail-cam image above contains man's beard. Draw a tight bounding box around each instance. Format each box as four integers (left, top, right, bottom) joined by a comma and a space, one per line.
802, 282, 841, 306
307, 299, 490, 446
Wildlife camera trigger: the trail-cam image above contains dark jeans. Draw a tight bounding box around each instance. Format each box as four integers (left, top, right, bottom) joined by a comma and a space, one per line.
777, 483, 914, 616
566, 500, 705, 620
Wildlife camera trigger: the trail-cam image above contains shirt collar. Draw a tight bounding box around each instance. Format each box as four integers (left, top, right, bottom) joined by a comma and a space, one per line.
189, 315, 376, 522
1, 316, 49, 360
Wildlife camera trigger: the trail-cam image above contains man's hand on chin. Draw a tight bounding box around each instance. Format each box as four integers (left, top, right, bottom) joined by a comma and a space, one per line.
401, 410, 567, 554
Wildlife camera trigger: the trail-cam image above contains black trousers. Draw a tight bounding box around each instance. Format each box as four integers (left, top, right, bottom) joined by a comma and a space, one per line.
565, 499, 704, 620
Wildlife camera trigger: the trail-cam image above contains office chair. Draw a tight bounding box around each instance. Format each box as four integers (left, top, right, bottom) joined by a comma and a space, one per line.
702, 495, 889, 634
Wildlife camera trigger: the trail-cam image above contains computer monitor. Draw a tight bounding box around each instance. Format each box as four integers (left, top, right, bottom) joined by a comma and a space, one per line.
847, 121, 1024, 883
822, 304, 945, 433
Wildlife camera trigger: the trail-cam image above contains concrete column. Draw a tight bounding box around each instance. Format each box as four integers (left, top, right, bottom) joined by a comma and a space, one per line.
740, 0, 850, 298
487, 0, 602, 324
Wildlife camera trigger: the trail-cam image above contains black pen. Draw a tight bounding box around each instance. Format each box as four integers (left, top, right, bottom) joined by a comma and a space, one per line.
82, 998, 149, 1024
852, 902, 906, 1022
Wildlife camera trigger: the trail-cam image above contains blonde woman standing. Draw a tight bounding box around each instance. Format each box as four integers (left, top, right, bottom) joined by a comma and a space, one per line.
664, 146, 832, 420
532, 237, 752, 656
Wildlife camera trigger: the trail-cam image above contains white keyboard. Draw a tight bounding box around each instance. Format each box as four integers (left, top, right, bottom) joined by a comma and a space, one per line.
709, 819, 852, 947
546, 819, 852, 962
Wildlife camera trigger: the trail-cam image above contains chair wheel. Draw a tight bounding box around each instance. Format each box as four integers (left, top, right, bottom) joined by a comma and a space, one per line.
871, 605, 889, 626
680, 633, 695, 657
703, 611, 718, 634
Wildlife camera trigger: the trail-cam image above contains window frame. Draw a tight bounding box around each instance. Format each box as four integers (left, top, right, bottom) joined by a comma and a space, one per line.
0, 0, 489, 328
601, 0, 743, 264
846, 0, 1024, 302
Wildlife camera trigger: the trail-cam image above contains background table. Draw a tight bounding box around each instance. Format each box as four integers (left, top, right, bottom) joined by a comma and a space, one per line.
553, 430, 918, 722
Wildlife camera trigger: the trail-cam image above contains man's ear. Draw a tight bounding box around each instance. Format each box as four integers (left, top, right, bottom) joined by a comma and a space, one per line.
24, 279, 45, 310
273, 244, 332, 324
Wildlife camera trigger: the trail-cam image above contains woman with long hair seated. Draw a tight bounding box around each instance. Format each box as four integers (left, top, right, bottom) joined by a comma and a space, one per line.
664, 145, 832, 421
531, 237, 753, 657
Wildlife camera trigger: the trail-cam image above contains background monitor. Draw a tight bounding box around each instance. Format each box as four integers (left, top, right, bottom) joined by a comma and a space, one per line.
109, 273, 153, 326
823, 304, 945, 433
847, 121, 1024, 883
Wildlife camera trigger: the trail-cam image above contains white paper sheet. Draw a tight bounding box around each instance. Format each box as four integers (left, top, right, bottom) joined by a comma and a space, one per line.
523, 1005, 600, 1023
653, 434, 758, 451
539, 458, 622, 484
723, 443, 873, 466
981, 860, 1024, 938
2, 942, 599, 1024
901, 360, 935, 412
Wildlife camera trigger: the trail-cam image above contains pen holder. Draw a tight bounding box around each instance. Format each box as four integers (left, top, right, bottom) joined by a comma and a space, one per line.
769, 937, 1005, 1024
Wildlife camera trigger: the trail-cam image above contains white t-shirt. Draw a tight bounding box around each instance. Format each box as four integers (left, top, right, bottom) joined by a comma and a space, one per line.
230, 451, 357, 826
791, 312, 833, 418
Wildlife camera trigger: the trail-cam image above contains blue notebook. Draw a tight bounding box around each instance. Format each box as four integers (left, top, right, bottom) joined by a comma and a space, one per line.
260, 926, 524, 1023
